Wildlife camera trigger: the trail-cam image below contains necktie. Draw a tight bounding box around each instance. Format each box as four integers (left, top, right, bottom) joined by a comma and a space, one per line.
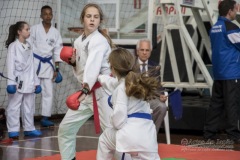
142, 63, 146, 73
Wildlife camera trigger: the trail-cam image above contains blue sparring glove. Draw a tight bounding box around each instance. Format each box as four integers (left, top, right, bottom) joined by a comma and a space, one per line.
55, 72, 62, 83
34, 85, 42, 94
6, 85, 16, 94
108, 95, 113, 108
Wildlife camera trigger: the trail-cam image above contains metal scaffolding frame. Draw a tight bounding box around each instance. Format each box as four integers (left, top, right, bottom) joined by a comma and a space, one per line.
159, 0, 214, 92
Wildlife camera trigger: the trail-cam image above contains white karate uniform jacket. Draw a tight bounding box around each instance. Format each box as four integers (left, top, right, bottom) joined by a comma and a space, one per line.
111, 78, 158, 153
73, 30, 111, 103
7, 39, 39, 92
30, 23, 62, 78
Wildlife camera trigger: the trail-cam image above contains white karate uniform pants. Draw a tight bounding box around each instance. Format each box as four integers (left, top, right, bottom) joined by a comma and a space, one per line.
40, 78, 53, 117
6, 92, 35, 132
97, 128, 160, 160
58, 87, 113, 160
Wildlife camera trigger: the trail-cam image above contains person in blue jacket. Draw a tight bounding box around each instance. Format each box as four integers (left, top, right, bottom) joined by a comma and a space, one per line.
204, 0, 240, 144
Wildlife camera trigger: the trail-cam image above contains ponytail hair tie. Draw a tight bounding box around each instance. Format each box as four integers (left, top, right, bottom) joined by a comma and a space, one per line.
127, 69, 133, 74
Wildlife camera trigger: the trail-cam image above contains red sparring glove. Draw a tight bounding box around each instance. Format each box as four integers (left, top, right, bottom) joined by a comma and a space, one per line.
65, 88, 89, 110
66, 91, 82, 110
60, 46, 76, 66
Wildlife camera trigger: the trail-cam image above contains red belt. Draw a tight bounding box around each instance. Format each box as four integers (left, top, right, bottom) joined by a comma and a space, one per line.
90, 82, 102, 134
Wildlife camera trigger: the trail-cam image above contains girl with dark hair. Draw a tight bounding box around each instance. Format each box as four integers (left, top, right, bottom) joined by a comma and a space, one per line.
5, 21, 42, 139
97, 48, 161, 160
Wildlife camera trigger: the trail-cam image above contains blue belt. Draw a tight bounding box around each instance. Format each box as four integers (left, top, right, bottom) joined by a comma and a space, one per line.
34, 53, 54, 75
128, 112, 152, 120
108, 95, 113, 108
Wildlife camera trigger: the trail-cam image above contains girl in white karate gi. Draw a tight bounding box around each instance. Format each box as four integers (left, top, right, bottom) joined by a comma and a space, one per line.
97, 48, 161, 160
58, 3, 115, 160
5, 21, 42, 139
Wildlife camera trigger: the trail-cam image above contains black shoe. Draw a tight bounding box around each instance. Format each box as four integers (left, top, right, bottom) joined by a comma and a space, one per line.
234, 139, 240, 144
228, 137, 240, 144
227, 134, 240, 144
203, 134, 220, 141
72, 157, 76, 160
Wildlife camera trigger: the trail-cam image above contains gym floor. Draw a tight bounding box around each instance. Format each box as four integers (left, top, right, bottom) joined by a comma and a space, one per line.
0, 117, 239, 160
0, 93, 240, 160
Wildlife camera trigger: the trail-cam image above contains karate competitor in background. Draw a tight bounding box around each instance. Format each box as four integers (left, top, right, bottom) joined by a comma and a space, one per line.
30, 5, 63, 127
5, 21, 42, 139
97, 48, 161, 160
58, 3, 115, 160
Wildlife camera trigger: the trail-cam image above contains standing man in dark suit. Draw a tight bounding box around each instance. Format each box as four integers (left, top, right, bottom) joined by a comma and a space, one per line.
136, 39, 168, 133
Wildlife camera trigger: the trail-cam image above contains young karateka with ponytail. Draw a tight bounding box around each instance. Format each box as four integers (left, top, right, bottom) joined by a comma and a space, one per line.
97, 48, 161, 160
5, 21, 42, 139
58, 3, 116, 160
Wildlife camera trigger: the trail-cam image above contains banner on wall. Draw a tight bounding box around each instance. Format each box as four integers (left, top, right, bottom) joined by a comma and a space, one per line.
182, 0, 195, 5
156, 0, 240, 16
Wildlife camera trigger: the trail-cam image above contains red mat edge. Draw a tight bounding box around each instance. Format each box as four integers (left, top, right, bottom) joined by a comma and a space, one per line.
23, 143, 240, 160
